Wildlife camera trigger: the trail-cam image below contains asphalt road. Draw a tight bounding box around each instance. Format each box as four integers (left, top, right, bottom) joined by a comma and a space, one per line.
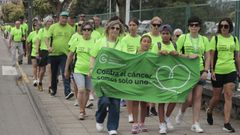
0, 35, 45, 135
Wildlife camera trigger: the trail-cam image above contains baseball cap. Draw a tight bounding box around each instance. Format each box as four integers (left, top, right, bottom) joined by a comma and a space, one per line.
160, 24, 172, 33
60, 11, 69, 17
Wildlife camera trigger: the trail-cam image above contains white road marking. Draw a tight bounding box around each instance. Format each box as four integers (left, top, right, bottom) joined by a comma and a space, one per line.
2, 66, 18, 75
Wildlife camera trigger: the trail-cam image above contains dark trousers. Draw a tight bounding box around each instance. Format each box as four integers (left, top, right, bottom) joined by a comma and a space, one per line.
49, 55, 71, 96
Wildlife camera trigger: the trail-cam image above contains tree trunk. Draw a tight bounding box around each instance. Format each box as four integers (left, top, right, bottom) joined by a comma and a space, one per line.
116, 0, 126, 23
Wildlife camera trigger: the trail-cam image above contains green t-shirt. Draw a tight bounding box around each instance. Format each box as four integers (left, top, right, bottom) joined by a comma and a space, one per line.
91, 30, 101, 42
120, 34, 141, 54
151, 41, 176, 54
69, 38, 95, 75
20, 23, 28, 34
90, 37, 122, 57
10, 27, 24, 42
46, 23, 74, 56
37, 28, 48, 50
27, 31, 39, 57
68, 32, 82, 47
143, 32, 162, 51
177, 33, 210, 71
210, 34, 239, 74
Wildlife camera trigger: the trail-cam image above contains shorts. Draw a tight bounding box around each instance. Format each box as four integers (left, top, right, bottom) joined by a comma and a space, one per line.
37, 50, 48, 66
211, 71, 237, 88
73, 73, 92, 91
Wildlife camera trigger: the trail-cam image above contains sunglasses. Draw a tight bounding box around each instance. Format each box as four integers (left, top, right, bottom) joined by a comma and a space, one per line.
110, 26, 120, 31
175, 34, 181, 38
80, 16, 85, 17
220, 24, 229, 29
189, 23, 200, 27
152, 23, 161, 27
82, 28, 92, 31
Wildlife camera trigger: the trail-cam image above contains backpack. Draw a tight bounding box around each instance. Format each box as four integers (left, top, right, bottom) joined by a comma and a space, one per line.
213, 35, 237, 71
157, 41, 177, 51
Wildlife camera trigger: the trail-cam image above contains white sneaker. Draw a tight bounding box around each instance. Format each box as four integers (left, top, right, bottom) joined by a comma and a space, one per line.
33, 79, 38, 87
74, 99, 78, 106
175, 110, 184, 124
108, 130, 117, 135
128, 114, 133, 123
159, 123, 167, 134
96, 123, 104, 132
165, 117, 174, 130
191, 122, 204, 133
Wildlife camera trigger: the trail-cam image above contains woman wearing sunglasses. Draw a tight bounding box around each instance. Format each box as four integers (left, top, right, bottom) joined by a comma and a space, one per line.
175, 16, 211, 133
143, 16, 163, 116
90, 20, 124, 135
206, 18, 240, 133
64, 22, 95, 120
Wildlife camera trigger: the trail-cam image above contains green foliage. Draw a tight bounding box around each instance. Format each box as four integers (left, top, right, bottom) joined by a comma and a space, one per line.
33, 0, 55, 17
1, 3, 24, 22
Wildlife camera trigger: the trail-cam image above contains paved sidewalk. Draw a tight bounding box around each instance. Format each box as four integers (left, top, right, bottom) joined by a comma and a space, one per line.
18, 58, 240, 135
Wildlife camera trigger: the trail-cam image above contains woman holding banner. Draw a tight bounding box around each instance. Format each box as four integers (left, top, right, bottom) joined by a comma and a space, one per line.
151, 24, 178, 134
121, 18, 141, 125
89, 20, 124, 135
175, 16, 211, 133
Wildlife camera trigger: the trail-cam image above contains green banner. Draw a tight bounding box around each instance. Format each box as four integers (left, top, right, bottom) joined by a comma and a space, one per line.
92, 48, 200, 103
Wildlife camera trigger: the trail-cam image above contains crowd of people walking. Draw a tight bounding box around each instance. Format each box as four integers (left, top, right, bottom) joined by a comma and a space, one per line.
1, 11, 239, 135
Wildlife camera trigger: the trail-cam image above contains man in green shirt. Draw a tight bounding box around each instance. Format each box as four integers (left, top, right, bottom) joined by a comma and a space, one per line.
45, 11, 74, 99
9, 21, 25, 66
19, 16, 28, 61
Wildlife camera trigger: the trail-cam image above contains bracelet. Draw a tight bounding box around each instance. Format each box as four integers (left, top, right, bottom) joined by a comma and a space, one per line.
203, 70, 208, 73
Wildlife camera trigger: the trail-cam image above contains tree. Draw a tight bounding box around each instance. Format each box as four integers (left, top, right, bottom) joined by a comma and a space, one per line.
1, 3, 24, 22
33, 0, 54, 18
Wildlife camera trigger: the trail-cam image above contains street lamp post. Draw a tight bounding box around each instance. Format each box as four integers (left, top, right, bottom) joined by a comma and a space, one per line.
27, 0, 33, 64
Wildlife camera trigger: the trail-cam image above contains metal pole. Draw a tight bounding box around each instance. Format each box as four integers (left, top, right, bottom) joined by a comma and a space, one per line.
235, 0, 240, 39
125, 0, 130, 24
27, 0, 33, 64
139, 0, 142, 21
109, 0, 112, 18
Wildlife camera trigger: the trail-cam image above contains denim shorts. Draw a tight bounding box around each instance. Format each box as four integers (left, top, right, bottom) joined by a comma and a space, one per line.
73, 73, 92, 91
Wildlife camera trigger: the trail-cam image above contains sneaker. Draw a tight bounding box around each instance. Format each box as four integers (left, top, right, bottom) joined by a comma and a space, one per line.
206, 108, 213, 125
33, 80, 38, 87
18, 60, 23, 65
96, 123, 104, 132
175, 110, 184, 124
86, 102, 94, 108
128, 114, 133, 123
131, 124, 139, 134
223, 123, 235, 133
74, 99, 78, 106
165, 117, 174, 130
89, 93, 94, 101
65, 91, 74, 100
139, 123, 148, 132
108, 130, 117, 135
159, 123, 167, 134
150, 107, 158, 116
38, 82, 43, 91
120, 99, 126, 107
191, 122, 204, 133
78, 112, 85, 120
